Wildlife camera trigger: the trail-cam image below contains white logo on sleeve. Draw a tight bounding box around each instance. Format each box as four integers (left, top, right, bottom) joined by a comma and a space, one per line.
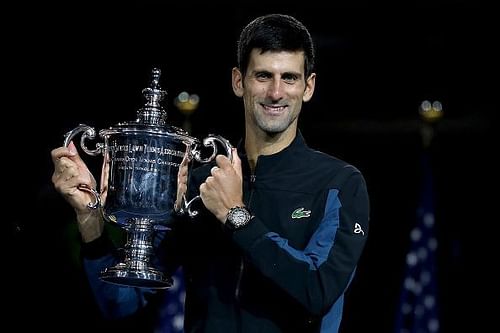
354, 223, 365, 235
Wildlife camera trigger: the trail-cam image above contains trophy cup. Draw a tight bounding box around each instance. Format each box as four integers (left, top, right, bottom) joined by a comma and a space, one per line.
63, 68, 232, 289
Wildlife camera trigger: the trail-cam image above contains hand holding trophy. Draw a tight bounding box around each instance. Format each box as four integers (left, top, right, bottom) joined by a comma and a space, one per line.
63, 68, 232, 289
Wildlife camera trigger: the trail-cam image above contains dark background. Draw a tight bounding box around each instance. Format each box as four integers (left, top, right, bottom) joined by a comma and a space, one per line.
8, 1, 496, 332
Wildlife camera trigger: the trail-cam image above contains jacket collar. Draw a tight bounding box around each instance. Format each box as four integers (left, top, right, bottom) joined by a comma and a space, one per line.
238, 131, 308, 177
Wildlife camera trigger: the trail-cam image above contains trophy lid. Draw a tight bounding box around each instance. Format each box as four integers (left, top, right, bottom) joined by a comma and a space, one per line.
136, 67, 167, 126
102, 68, 196, 143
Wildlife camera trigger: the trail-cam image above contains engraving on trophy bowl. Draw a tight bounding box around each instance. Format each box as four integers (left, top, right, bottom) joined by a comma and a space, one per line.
102, 132, 194, 227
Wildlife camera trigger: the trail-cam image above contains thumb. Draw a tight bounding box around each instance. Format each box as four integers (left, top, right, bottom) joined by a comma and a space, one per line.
231, 148, 242, 179
67, 141, 88, 170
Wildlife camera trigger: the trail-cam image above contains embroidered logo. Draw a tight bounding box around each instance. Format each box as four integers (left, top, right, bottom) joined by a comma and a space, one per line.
354, 223, 365, 235
292, 207, 311, 219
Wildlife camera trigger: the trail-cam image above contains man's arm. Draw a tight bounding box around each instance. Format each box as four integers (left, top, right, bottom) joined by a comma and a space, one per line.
232, 171, 369, 316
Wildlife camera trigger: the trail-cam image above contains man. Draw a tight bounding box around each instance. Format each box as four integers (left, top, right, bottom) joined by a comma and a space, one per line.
51, 13, 369, 333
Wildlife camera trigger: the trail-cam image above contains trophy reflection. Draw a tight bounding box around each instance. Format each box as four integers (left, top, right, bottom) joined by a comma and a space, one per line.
64, 68, 232, 289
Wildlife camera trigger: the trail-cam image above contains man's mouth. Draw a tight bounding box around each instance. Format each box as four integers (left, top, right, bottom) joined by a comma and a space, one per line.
261, 104, 287, 115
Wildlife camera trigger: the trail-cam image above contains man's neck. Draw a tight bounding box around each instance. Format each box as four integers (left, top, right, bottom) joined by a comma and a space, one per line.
244, 127, 297, 171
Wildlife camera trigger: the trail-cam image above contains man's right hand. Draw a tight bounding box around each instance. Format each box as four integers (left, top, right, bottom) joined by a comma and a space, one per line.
51, 141, 103, 242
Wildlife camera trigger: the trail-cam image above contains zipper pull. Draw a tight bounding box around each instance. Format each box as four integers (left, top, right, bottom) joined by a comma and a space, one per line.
250, 174, 256, 183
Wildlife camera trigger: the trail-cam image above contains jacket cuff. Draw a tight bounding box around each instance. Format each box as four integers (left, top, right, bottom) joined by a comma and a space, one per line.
80, 231, 114, 259
231, 216, 269, 251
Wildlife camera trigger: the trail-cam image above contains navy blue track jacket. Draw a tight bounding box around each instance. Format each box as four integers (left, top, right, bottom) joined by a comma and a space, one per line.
83, 131, 370, 333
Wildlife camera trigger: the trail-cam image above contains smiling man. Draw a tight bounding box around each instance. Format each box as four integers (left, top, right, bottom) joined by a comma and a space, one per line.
51, 13, 370, 333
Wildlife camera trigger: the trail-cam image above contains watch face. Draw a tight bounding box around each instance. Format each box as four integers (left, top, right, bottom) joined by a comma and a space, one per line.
232, 209, 248, 224
227, 207, 251, 228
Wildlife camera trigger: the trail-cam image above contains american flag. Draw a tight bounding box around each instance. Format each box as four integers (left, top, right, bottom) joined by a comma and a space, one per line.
394, 153, 440, 333
155, 268, 186, 333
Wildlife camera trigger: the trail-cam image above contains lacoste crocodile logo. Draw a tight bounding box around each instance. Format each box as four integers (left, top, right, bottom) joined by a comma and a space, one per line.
292, 207, 311, 219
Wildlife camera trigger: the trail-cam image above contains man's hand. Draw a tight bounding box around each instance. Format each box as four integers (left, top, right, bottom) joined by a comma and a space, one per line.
174, 153, 190, 213
51, 141, 103, 242
199, 148, 244, 223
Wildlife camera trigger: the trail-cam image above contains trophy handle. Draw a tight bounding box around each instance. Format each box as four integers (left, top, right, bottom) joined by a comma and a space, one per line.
183, 135, 233, 217
75, 184, 101, 210
63, 123, 104, 210
63, 123, 104, 156
182, 194, 200, 218
191, 135, 233, 164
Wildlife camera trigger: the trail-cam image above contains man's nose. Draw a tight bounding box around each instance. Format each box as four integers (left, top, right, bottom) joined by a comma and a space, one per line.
267, 79, 284, 100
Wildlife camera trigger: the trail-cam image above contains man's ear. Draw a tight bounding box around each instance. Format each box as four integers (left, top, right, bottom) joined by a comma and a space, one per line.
303, 73, 316, 102
232, 67, 244, 97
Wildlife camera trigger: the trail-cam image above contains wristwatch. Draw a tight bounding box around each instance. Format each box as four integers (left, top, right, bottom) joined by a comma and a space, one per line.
225, 206, 253, 230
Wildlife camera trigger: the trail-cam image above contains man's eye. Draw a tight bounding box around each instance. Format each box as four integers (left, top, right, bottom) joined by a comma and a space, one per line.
282, 74, 298, 83
256, 72, 271, 79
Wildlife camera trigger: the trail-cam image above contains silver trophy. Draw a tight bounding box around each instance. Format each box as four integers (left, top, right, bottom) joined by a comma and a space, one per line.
63, 68, 232, 289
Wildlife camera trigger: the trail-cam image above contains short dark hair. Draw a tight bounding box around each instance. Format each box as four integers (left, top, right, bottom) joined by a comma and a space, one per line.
237, 14, 316, 80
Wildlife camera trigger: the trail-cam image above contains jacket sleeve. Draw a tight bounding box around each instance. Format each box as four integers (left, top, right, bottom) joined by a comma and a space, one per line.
80, 232, 151, 319
232, 170, 369, 316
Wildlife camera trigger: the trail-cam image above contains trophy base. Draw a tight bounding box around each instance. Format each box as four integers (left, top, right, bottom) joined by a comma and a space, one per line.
100, 263, 173, 289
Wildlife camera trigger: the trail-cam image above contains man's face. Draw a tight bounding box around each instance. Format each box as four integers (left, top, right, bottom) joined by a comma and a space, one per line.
233, 49, 315, 136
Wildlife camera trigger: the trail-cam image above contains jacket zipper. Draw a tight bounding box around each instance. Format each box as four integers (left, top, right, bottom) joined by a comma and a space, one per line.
235, 173, 256, 300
